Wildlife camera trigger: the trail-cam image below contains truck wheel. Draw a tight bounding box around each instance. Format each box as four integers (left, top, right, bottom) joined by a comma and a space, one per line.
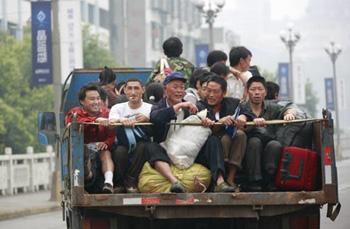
66, 208, 82, 229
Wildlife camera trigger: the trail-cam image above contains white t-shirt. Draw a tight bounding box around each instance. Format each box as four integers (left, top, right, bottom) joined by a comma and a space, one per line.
226, 70, 252, 99
109, 101, 152, 120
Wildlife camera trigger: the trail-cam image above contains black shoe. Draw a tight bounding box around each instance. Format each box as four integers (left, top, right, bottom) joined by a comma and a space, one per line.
245, 181, 262, 192
214, 182, 236, 193
113, 185, 125, 193
102, 183, 113, 194
170, 181, 186, 193
264, 183, 279, 192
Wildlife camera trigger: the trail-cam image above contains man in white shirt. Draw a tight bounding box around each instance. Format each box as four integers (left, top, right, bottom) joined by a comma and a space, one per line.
109, 78, 152, 193
227, 46, 253, 100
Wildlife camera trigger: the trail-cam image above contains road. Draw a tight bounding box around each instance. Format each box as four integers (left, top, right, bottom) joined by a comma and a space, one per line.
0, 160, 349, 229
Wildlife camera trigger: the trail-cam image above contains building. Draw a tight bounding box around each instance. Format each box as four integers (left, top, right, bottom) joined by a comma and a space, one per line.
109, 0, 203, 67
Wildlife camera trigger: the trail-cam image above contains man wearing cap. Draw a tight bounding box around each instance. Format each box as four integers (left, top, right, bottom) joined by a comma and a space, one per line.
145, 72, 236, 193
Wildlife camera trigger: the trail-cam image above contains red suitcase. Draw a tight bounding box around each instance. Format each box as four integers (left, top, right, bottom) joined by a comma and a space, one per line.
275, 146, 319, 191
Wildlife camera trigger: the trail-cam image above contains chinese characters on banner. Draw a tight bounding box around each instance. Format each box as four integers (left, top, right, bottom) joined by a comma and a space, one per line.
31, 1, 52, 85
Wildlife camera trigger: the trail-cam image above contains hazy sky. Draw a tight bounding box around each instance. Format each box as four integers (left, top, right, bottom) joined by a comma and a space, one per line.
215, 0, 310, 25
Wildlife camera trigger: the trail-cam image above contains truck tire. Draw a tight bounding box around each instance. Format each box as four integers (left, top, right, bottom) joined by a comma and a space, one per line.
66, 208, 82, 229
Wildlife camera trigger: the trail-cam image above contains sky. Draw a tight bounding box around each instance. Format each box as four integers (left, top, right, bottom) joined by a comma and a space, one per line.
216, 0, 310, 26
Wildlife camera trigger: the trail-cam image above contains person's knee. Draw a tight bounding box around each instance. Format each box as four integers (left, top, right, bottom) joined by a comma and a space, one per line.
265, 140, 282, 155
235, 130, 247, 141
247, 137, 262, 150
100, 150, 113, 161
112, 146, 128, 163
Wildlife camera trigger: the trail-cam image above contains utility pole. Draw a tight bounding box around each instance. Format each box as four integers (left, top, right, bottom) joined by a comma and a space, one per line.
51, 0, 62, 202
280, 23, 301, 101
325, 41, 342, 159
194, 0, 225, 51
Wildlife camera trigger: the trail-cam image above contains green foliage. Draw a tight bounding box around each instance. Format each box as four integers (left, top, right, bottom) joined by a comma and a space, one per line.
304, 79, 319, 117
0, 31, 53, 154
82, 26, 118, 68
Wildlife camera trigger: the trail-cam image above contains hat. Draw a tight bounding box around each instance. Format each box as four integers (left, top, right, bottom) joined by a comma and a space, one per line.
163, 72, 187, 86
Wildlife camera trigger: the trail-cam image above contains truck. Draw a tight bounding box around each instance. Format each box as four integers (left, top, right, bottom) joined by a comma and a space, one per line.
38, 68, 341, 229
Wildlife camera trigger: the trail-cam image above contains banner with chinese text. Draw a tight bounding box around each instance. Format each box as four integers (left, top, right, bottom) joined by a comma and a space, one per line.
31, 1, 52, 85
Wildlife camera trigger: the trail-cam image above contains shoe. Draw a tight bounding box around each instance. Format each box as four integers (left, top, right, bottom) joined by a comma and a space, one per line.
170, 181, 186, 193
102, 183, 113, 194
264, 183, 279, 192
245, 181, 262, 192
113, 185, 125, 193
214, 182, 236, 193
126, 186, 139, 193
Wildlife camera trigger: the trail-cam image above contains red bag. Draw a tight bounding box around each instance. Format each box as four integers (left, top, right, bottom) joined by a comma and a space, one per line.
275, 146, 319, 191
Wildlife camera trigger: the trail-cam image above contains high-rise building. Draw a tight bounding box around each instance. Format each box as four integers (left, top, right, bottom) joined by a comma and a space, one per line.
109, 0, 203, 67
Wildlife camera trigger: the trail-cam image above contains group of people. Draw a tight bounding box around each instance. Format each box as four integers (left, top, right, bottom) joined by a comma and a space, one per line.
65, 36, 298, 194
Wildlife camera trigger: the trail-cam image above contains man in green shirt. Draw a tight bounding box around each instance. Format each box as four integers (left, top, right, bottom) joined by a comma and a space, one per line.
237, 76, 296, 192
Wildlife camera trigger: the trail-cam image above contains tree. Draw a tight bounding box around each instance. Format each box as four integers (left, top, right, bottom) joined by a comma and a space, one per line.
82, 26, 118, 68
304, 79, 319, 117
0, 31, 53, 154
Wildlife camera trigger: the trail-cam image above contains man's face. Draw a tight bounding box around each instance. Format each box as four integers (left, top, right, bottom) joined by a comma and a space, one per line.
240, 55, 252, 72
124, 81, 144, 104
206, 81, 225, 106
247, 82, 266, 105
80, 90, 101, 114
165, 80, 185, 105
197, 81, 208, 100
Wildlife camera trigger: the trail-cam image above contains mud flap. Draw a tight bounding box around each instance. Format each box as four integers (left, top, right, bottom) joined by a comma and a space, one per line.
327, 203, 341, 221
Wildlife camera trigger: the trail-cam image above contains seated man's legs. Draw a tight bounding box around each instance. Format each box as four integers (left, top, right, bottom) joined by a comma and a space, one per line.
145, 142, 185, 193
221, 130, 247, 187
262, 140, 282, 191
245, 137, 263, 191
196, 135, 236, 192
99, 149, 114, 193
124, 142, 148, 192
112, 145, 129, 192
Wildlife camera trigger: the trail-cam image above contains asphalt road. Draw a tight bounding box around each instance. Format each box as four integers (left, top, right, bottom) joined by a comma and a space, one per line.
0, 160, 349, 229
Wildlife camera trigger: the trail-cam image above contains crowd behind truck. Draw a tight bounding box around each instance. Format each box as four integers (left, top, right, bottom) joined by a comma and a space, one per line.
38, 37, 340, 229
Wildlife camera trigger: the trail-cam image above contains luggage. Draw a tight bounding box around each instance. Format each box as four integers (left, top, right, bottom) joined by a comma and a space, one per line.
275, 146, 319, 191
138, 162, 211, 193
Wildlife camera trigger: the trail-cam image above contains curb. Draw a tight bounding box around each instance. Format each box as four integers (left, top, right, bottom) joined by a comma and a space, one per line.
0, 204, 61, 221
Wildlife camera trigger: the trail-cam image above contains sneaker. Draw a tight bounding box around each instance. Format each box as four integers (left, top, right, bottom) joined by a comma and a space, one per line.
102, 183, 113, 194
244, 181, 263, 192
126, 186, 139, 193
214, 182, 236, 193
170, 181, 186, 193
113, 185, 125, 193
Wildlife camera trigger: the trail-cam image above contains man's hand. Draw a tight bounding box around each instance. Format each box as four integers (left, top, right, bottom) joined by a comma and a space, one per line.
229, 67, 242, 80
173, 101, 198, 114
95, 117, 109, 126
135, 113, 150, 123
218, 116, 234, 126
253, 117, 266, 127
120, 117, 137, 128
284, 113, 296, 121
96, 142, 108, 151
234, 115, 247, 129
201, 117, 215, 127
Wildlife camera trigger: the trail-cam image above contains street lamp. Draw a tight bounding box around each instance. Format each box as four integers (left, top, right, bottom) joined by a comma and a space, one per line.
280, 23, 301, 101
194, 0, 225, 51
325, 41, 342, 159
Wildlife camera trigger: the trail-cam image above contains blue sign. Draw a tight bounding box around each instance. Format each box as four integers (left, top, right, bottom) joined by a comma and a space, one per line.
325, 78, 335, 110
195, 44, 209, 67
31, 1, 52, 85
277, 63, 289, 100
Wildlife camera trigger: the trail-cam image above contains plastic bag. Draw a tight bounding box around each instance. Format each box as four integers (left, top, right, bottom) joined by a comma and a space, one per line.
161, 109, 212, 169
138, 162, 211, 193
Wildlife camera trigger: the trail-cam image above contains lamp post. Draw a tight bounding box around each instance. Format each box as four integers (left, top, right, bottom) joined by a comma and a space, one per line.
280, 24, 301, 101
325, 41, 342, 159
194, 0, 225, 51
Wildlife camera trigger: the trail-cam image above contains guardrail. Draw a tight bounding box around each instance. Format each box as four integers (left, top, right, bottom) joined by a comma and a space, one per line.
0, 146, 55, 196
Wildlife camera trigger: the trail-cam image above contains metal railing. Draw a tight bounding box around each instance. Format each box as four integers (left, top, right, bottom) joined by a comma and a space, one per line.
0, 146, 55, 195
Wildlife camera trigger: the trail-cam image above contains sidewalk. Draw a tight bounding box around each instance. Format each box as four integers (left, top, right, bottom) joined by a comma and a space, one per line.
0, 191, 61, 221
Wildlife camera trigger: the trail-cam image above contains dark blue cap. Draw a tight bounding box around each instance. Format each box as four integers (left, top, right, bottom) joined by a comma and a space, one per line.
163, 72, 187, 86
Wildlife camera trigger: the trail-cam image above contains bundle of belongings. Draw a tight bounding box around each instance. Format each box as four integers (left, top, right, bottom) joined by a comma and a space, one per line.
138, 110, 212, 193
